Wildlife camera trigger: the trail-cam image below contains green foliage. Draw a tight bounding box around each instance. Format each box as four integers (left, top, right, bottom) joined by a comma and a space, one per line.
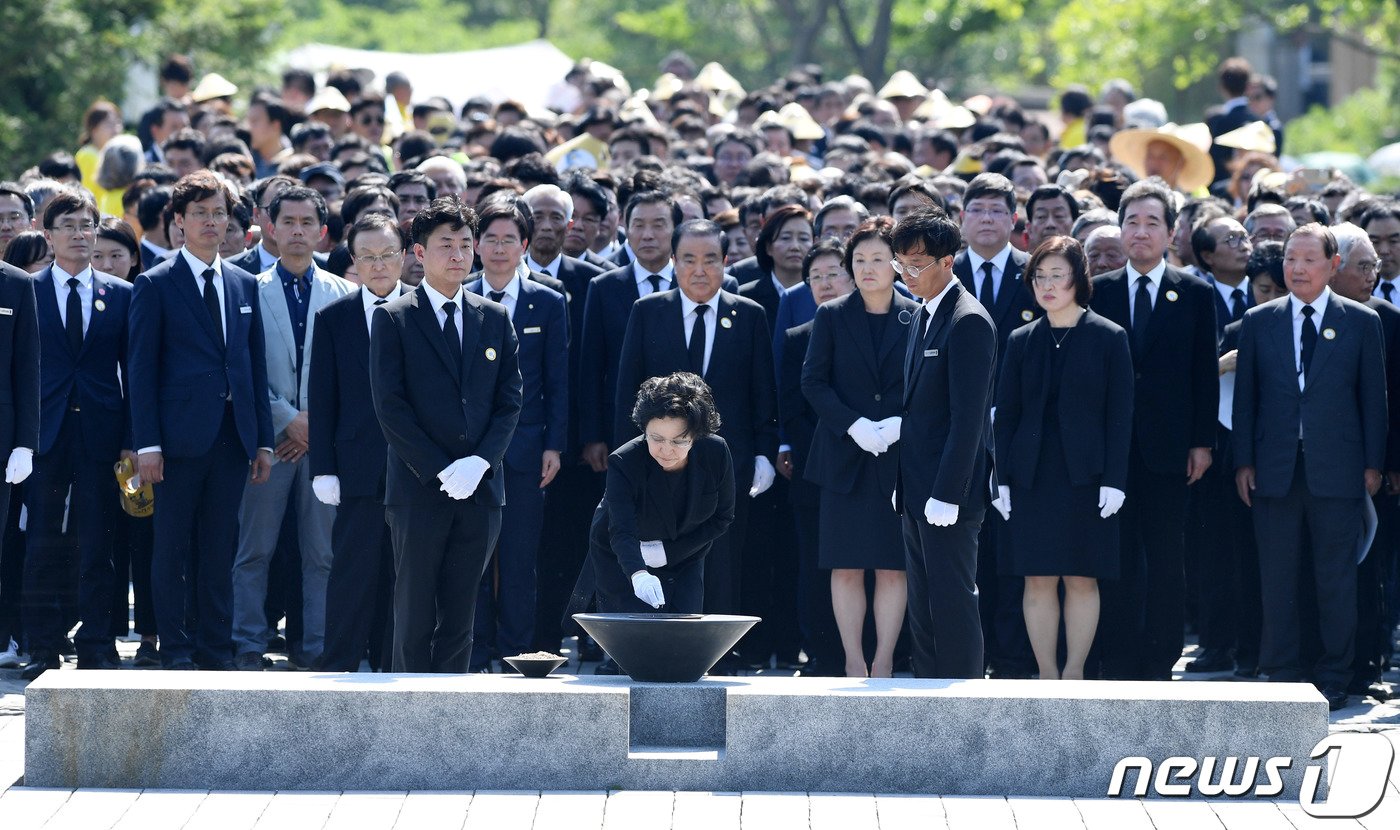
1283, 86, 1400, 158
278, 0, 538, 54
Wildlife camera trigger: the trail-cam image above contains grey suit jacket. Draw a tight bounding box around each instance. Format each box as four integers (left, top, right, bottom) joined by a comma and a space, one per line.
255, 265, 356, 439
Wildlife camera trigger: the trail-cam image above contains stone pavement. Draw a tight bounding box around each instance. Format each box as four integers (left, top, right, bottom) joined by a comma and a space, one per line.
1, 638, 1398, 828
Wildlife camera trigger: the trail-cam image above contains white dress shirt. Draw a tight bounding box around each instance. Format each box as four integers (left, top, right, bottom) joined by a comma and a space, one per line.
967, 243, 1014, 305
1127, 258, 1169, 329
253, 242, 278, 273
421, 280, 464, 347
632, 260, 675, 295
51, 263, 93, 334
1374, 275, 1400, 303
1212, 275, 1250, 311
180, 247, 226, 339
1290, 288, 1331, 392
524, 252, 559, 278
362, 283, 398, 332
921, 278, 959, 335
479, 273, 520, 320
680, 291, 721, 375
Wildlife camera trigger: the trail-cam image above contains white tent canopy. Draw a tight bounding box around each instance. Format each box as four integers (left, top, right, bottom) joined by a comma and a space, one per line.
279, 40, 576, 113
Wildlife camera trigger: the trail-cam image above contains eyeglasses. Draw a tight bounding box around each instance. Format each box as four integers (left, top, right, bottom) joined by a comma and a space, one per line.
808, 272, 850, 284
479, 237, 521, 250
0, 212, 29, 226
187, 209, 229, 223
1031, 273, 1074, 288
1353, 259, 1381, 275
965, 206, 1012, 219
52, 221, 97, 235
1217, 233, 1249, 249
355, 250, 402, 266
646, 433, 693, 450
890, 259, 936, 279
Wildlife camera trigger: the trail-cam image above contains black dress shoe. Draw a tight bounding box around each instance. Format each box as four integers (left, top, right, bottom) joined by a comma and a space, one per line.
60, 637, 77, 657
1321, 685, 1349, 711
234, 652, 265, 672
1185, 648, 1234, 672
77, 654, 121, 670
134, 642, 160, 668
266, 635, 288, 655
21, 656, 61, 681
1233, 664, 1259, 679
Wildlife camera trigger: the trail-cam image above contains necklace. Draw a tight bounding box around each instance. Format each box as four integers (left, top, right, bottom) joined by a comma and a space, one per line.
1050, 326, 1073, 349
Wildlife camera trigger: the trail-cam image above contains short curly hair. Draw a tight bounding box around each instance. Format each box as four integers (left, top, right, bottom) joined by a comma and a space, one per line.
631, 372, 721, 438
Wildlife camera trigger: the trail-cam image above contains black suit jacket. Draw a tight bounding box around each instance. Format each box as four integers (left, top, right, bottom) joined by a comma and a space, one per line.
1362, 296, 1400, 473
1234, 293, 1387, 498
1089, 264, 1219, 475
801, 290, 918, 493
549, 255, 603, 455
226, 246, 328, 276
139, 241, 169, 273
613, 289, 778, 487
728, 256, 764, 286
581, 249, 615, 271
0, 262, 40, 455
779, 322, 818, 477
954, 247, 1037, 369
1206, 274, 1253, 340
1207, 101, 1253, 184
33, 267, 131, 457
897, 281, 997, 511
369, 284, 523, 507
589, 434, 735, 576
309, 287, 406, 499
994, 310, 1134, 490
739, 273, 785, 335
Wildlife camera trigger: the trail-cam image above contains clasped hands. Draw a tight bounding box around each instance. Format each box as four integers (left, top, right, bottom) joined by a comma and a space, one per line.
437, 456, 491, 500
847, 416, 902, 455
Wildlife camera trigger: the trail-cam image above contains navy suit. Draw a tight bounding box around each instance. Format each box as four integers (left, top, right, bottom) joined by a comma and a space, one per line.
1206, 274, 1253, 340
954, 248, 1037, 366
1089, 263, 1219, 679
128, 252, 275, 667
22, 268, 131, 663
466, 275, 568, 665
897, 281, 998, 679
0, 264, 39, 658
1234, 293, 1387, 685
369, 284, 522, 672
1207, 101, 1253, 185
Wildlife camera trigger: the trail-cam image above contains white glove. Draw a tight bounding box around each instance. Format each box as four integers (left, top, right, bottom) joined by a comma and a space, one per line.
991, 485, 1011, 521
874, 416, 902, 445
640, 540, 667, 569
847, 417, 890, 455
924, 497, 959, 527
312, 475, 341, 506
891, 490, 898, 513
438, 456, 491, 500
631, 571, 665, 608
4, 449, 33, 485
749, 455, 775, 497
1098, 486, 1126, 519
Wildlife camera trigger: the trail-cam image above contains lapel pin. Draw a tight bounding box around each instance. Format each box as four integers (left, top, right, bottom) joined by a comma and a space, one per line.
730, 308, 737, 316
94, 299, 106, 312
1021, 310, 1033, 321
485, 347, 498, 361
720, 317, 732, 329
97, 287, 106, 296
1165, 289, 1179, 302
528, 303, 534, 310
898, 309, 912, 324
1323, 328, 1336, 340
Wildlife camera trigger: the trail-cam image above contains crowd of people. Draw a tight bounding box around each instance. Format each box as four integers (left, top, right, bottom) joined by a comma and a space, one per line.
0, 50, 1396, 711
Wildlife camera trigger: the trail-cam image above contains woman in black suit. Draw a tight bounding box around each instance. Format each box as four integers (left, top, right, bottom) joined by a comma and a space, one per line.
992, 236, 1134, 680
589, 372, 736, 614
802, 218, 920, 677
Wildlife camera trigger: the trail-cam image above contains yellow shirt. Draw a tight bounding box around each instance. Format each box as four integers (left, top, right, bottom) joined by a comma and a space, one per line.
76, 144, 112, 213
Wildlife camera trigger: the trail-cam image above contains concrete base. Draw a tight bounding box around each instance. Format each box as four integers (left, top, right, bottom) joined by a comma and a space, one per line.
25, 673, 1327, 797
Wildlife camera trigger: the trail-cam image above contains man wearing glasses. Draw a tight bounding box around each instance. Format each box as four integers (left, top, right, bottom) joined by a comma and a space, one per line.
1194, 215, 1255, 339
0, 183, 35, 253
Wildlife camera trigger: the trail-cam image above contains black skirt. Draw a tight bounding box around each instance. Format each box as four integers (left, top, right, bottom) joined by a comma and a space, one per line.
818, 457, 905, 570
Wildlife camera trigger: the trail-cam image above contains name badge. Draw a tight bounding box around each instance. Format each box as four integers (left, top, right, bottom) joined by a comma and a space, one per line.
924, 348, 939, 357
0, 308, 11, 316
522, 326, 542, 334
239, 305, 253, 314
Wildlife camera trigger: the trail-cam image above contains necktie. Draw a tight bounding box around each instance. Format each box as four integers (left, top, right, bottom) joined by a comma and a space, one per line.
65, 277, 84, 355
201, 268, 224, 349
442, 301, 462, 375
1230, 288, 1245, 322
905, 304, 930, 382
1132, 275, 1152, 352
689, 305, 709, 376
1300, 305, 1317, 381
489, 290, 505, 304
647, 274, 662, 294
374, 299, 387, 305
1383, 283, 1394, 304
978, 261, 995, 307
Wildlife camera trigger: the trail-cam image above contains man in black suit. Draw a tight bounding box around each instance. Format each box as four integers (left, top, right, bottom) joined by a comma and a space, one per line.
562, 173, 619, 273
369, 197, 522, 673
465, 201, 569, 669
310, 213, 407, 671
1207, 57, 1257, 186
1089, 178, 1219, 680
1194, 215, 1254, 339
1234, 224, 1387, 710
136, 186, 175, 272
20, 190, 131, 679
227, 176, 299, 276
893, 208, 998, 680
1329, 223, 1400, 697
129, 171, 276, 670
954, 173, 1037, 678
0, 183, 35, 255
0, 231, 39, 667
613, 219, 778, 618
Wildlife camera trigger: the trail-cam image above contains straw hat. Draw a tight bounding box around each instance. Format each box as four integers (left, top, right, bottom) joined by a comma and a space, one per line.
778, 103, 825, 141
307, 86, 352, 114
877, 70, 928, 100
191, 72, 238, 103
695, 62, 744, 97
911, 90, 976, 130
1109, 122, 1215, 192
1216, 120, 1277, 155
650, 73, 685, 103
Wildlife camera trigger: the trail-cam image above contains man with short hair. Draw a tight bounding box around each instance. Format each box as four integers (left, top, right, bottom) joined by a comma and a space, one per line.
21, 190, 124, 679
229, 176, 297, 276
1085, 225, 1127, 276
1361, 202, 1400, 303
1089, 179, 1219, 681
162, 129, 206, 179
230, 186, 355, 671
369, 197, 523, 672
465, 201, 568, 670
1025, 184, 1079, 253
0, 183, 36, 252
1234, 224, 1387, 710
128, 171, 276, 670
893, 208, 997, 679
311, 213, 407, 671
144, 98, 190, 164
388, 171, 436, 228
247, 96, 292, 179
136, 186, 174, 270
1194, 215, 1255, 338
0, 233, 38, 669
1208, 57, 1257, 185
282, 69, 316, 114
561, 174, 616, 271
1244, 203, 1296, 248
